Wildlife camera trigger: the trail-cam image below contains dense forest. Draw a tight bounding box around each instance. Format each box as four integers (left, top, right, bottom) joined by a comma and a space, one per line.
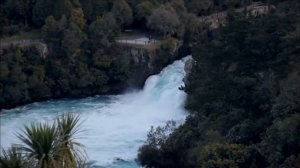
0, 0, 273, 109
1, 0, 299, 167
137, 0, 300, 167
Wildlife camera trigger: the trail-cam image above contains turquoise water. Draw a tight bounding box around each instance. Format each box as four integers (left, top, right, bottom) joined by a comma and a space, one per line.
0, 57, 190, 167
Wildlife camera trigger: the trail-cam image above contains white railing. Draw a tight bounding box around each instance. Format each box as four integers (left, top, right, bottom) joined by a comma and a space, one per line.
116, 38, 158, 45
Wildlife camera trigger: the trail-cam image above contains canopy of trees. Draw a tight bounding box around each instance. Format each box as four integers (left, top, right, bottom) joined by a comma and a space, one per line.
1, 1, 299, 167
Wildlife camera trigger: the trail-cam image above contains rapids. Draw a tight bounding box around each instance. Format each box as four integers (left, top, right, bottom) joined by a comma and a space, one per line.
0, 56, 191, 167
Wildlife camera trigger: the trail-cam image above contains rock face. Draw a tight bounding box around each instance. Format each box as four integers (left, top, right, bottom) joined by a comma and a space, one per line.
125, 47, 154, 88
199, 2, 275, 29
123, 41, 189, 89
183, 57, 194, 85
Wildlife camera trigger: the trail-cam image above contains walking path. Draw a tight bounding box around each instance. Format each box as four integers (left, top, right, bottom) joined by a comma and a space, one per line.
116, 34, 161, 50
116, 37, 159, 45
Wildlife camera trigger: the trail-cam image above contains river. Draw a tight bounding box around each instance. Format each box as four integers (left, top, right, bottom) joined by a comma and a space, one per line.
0, 57, 190, 167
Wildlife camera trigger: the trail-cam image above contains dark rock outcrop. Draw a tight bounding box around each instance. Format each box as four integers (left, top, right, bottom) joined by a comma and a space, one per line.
183, 57, 194, 85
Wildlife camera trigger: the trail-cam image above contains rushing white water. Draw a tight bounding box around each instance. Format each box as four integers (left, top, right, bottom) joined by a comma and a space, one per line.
0, 57, 191, 167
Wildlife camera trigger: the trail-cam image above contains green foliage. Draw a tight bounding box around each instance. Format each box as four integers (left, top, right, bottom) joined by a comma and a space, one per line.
71, 8, 86, 29
135, 1, 155, 21
42, 16, 57, 35
52, 0, 73, 19
0, 146, 31, 168
271, 67, 300, 119
92, 53, 112, 70
260, 114, 300, 168
154, 37, 178, 66
185, 0, 213, 15
56, 113, 85, 168
1, 1, 299, 167
32, 0, 53, 26
88, 13, 118, 49
79, 0, 110, 23
18, 123, 60, 167
138, 121, 177, 167
1, 113, 85, 168
138, 1, 300, 167
111, 0, 133, 26
61, 22, 86, 59
196, 143, 254, 168
147, 6, 181, 36
0, 41, 130, 108
1, 0, 260, 110
4, 0, 33, 26
108, 54, 130, 83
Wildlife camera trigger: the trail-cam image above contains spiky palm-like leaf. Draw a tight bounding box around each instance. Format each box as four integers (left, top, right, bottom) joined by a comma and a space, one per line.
0, 145, 28, 168
56, 113, 85, 168
11, 113, 86, 168
17, 123, 60, 168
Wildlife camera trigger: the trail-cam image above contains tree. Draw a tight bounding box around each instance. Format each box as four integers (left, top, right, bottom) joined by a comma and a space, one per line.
52, 0, 73, 19
170, 0, 187, 15
42, 16, 59, 40
17, 123, 61, 168
111, 0, 133, 26
260, 114, 300, 168
70, 8, 86, 30
147, 6, 181, 36
5, 113, 86, 168
56, 113, 85, 168
42, 15, 68, 57
181, 13, 201, 44
271, 68, 300, 119
62, 22, 86, 59
138, 121, 177, 168
88, 13, 118, 48
4, 0, 33, 26
155, 36, 178, 66
223, 0, 241, 9
0, 62, 9, 81
79, 0, 109, 22
92, 52, 112, 70
72, 62, 95, 89
33, 0, 53, 26
184, 0, 213, 15
135, 1, 155, 22
0, 146, 31, 168
108, 55, 130, 83
196, 143, 255, 168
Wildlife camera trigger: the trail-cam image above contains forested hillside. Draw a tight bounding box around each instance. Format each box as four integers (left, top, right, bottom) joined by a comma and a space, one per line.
0, 0, 299, 167
138, 0, 300, 167
0, 0, 274, 109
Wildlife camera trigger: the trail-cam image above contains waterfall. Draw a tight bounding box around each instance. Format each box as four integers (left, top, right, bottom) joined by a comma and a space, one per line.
0, 56, 191, 168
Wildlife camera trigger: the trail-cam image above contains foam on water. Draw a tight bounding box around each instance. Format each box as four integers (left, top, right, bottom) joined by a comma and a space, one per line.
0, 56, 191, 167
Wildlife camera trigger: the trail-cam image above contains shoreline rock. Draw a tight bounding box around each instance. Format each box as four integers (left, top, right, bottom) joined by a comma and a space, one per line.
183, 56, 194, 85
